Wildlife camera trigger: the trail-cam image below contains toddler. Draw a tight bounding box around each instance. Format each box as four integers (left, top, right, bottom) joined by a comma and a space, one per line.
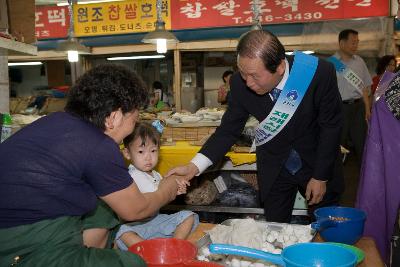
115, 122, 199, 250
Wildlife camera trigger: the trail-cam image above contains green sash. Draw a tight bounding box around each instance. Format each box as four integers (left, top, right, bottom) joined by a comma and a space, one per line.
0, 216, 146, 267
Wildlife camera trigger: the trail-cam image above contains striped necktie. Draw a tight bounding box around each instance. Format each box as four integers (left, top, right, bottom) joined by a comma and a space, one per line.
270, 88, 281, 103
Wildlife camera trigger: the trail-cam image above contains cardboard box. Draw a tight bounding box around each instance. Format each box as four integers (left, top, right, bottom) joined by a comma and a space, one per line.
7, 0, 35, 43
0, 0, 8, 31
162, 126, 216, 142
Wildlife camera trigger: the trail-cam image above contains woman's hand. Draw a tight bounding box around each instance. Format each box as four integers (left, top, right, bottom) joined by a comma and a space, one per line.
158, 175, 179, 201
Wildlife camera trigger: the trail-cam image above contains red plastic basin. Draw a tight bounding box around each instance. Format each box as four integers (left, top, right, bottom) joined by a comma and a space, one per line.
128, 238, 200, 266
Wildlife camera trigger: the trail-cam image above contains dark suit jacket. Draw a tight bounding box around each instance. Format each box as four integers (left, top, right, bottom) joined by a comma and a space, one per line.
199, 56, 344, 200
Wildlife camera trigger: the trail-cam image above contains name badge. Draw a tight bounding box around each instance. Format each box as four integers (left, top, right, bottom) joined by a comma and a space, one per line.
328, 56, 364, 92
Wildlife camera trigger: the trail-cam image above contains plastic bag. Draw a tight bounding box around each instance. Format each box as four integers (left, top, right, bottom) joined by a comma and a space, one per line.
216, 176, 259, 208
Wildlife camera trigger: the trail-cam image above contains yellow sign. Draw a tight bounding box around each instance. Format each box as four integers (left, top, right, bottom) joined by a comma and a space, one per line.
73, 0, 172, 37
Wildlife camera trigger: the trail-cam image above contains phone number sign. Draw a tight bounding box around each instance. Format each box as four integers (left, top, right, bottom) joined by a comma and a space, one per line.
171, 0, 389, 30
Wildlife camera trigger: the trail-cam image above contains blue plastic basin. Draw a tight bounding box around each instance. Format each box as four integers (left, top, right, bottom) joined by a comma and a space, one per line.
283, 243, 357, 267
314, 206, 366, 245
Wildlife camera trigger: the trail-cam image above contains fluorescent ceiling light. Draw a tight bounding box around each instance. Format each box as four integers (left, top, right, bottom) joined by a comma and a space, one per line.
285, 50, 315, 55
8, 62, 43, 66
156, 39, 167, 54
67, 50, 79, 62
107, 55, 165, 61
57, 0, 122, 6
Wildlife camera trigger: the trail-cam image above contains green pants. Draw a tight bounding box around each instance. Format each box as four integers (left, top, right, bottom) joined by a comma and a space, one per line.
82, 200, 121, 249
0, 215, 146, 267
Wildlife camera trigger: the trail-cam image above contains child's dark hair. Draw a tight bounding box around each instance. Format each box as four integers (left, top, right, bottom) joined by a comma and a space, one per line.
123, 122, 161, 148
153, 81, 163, 90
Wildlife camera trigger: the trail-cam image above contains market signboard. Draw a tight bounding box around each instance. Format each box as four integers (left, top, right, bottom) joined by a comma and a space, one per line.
73, 0, 171, 37
35, 6, 69, 39
171, 0, 390, 30
35, 0, 389, 39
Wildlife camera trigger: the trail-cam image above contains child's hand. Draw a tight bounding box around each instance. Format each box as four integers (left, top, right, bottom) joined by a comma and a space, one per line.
177, 185, 186, 195
176, 178, 190, 195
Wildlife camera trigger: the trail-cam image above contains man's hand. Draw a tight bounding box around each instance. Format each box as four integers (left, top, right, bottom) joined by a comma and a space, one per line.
165, 162, 199, 182
305, 178, 326, 205
363, 87, 371, 122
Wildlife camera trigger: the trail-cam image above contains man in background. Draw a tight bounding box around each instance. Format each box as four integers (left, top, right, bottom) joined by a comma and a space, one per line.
329, 29, 372, 167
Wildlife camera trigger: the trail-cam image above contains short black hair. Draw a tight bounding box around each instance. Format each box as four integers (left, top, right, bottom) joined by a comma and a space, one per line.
222, 70, 234, 83
237, 30, 286, 73
65, 64, 148, 130
123, 122, 161, 148
375, 55, 396, 75
339, 29, 358, 42
152, 81, 163, 90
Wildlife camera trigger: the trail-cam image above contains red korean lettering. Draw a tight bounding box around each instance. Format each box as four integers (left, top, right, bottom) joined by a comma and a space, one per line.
125, 3, 137, 19
108, 5, 120, 20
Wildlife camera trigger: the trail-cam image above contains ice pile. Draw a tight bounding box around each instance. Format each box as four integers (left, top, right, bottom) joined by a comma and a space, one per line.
197, 218, 313, 267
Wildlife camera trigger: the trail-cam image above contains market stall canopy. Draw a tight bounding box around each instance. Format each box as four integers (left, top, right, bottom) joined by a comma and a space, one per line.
33, 16, 391, 58
29, 0, 392, 57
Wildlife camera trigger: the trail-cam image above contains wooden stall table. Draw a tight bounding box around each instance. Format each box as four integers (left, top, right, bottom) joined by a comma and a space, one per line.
188, 223, 385, 267
313, 235, 384, 267
188, 222, 216, 244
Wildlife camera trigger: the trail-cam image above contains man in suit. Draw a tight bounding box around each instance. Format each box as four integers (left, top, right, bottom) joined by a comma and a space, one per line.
166, 30, 344, 223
